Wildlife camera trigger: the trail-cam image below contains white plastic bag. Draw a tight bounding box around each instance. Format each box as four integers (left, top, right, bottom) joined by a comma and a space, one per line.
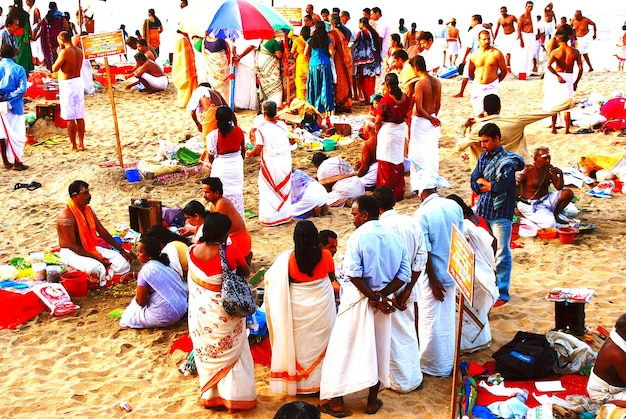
546, 331, 596, 374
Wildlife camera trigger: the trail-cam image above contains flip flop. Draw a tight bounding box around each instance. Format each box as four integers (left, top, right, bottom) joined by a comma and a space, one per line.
365, 399, 383, 415
14, 183, 30, 190
318, 403, 348, 418
27, 181, 42, 191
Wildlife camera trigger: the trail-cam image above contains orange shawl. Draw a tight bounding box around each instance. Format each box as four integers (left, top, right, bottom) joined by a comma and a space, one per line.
67, 199, 103, 258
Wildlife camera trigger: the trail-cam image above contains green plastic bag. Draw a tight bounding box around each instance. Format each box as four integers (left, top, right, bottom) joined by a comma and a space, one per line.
175, 147, 201, 166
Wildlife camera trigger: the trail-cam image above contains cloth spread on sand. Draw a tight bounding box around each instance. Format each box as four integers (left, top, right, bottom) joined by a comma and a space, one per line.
587, 370, 626, 403
471, 78, 499, 116
576, 31, 594, 55
255, 121, 292, 226
543, 72, 574, 110
265, 250, 336, 395
460, 220, 499, 353
58, 78, 85, 120
457, 98, 573, 168
67, 200, 102, 259
187, 253, 257, 412
139, 73, 168, 91
517, 189, 562, 228
409, 114, 441, 192
173, 34, 198, 108
119, 260, 188, 329
483, 150, 525, 210
319, 282, 392, 399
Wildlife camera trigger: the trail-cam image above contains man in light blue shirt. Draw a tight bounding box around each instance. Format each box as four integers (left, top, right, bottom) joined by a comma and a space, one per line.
414, 171, 463, 377
320, 195, 410, 417
0, 43, 27, 170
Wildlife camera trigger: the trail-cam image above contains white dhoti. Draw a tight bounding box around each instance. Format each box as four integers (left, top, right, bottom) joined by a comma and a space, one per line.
291, 180, 328, 218
576, 32, 594, 55
389, 285, 423, 392
377, 121, 407, 165
511, 32, 536, 75
517, 190, 562, 228
327, 176, 365, 207
543, 72, 574, 111
587, 370, 626, 403
471, 78, 499, 116
409, 115, 441, 192
418, 280, 456, 377
0, 108, 25, 164
320, 282, 391, 399
447, 39, 459, 55
81, 59, 95, 95
496, 32, 517, 55
59, 246, 130, 283
266, 251, 336, 395
359, 162, 378, 189
140, 73, 168, 91
58, 78, 86, 120
210, 152, 245, 219
545, 21, 556, 37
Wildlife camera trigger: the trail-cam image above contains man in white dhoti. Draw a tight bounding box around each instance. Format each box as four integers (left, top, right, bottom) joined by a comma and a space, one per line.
290, 169, 329, 219
247, 100, 292, 226
372, 186, 427, 393
570, 10, 597, 72
26, 0, 44, 65
511, 1, 536, 77
71, 34, 95, 95
468, 30, 507, 116
413, 171, 463, 377
312, 152, 365, 207
126, 52, 168, 93
587, 313, 626, 407
494, 6, 518, 68
52, 31, 86, 152
57, 181, 132, 286
319, 195, 411, 417
409, 55, 441, 193
0, 44, 27, 170
544, 27, 583, 134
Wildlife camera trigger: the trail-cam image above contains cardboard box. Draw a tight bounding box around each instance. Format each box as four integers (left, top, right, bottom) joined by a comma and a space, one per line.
334, 123, 351, 136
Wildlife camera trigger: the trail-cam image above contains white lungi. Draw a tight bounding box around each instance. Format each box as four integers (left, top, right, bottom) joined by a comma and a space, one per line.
471, 78, 499, 117
292, 180, 328, 218
543, 72, 574, 111
327, 177, 365, 207
60, 246, 130, 283
576, 31, 594, 54
409, 115, 440, 192
447, 39, 460, 55
496, 32, 517, 55
0, 110, 25, 164
58, 78, 86, 120
359, 162, 378, 189
511, 32, 536, 75
517, 190, 563, 228
140, 73, 169, 90
587, 370, 626, 403
545, 21, 556, 37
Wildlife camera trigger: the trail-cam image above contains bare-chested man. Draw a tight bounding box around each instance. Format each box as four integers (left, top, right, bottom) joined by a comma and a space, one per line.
587, 313, 626, 408
355, 119, 378, 189
52, 31, 85, 152
570, 10, 597, 72
468, 30, 507, 116
516, 146, 574, 227
125, 36, 158, 60
446, 19, 461, 66
544, 25, 582, 134
57, 180, 132, 286
305, 4, 321, 24
202, 176, 253, 264
126, 52, 167, 93
515, 1, 536, 76
137, 38, 157, 61
409, 54, 441, 194
544, 2, 556, 40
494, 6, 517, 67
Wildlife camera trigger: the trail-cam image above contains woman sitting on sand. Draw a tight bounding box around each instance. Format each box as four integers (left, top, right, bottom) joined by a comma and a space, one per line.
187, 212, 256, 412
144, 225, 191, 280
206, 106, 245, 218
178, 200, 207, 243
265, 220, 336, 395
119, 237, 188, 329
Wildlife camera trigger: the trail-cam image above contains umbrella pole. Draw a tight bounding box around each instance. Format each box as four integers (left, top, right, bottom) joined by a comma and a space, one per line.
230, 41, 236, 110
283, 32, 291, 106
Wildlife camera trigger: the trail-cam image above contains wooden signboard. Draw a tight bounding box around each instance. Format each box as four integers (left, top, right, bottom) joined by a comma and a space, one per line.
275, 7, 302, 27
81, 30, 126, 60
448, 223, 475, 306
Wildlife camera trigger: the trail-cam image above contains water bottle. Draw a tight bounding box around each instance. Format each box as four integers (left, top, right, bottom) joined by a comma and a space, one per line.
487, 391, 529, 419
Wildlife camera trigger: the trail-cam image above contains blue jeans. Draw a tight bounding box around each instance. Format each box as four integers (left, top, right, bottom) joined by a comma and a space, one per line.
486, 218, 512, 302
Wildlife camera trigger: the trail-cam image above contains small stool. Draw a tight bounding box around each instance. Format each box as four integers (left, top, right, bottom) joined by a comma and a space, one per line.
554, 301, 586, 336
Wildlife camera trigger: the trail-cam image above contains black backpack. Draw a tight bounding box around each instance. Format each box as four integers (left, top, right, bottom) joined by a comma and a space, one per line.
493, 331, 558, 381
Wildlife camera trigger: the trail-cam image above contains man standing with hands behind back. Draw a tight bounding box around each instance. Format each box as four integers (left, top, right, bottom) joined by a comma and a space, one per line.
52, 31, 85, 152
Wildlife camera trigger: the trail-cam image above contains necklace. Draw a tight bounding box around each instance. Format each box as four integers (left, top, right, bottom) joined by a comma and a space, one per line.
528, 166, 548, 201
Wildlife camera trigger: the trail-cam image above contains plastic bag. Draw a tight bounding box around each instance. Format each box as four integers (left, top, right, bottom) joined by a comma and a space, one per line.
31, 283, 80, 316
546, 331, 597, 374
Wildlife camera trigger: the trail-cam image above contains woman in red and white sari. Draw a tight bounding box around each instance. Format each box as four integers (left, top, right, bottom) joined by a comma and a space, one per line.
187, 212, 256, 412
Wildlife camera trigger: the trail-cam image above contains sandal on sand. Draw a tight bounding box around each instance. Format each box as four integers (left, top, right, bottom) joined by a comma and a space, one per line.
319, 403, 349, 418
27, 181, 42, 191
365, 399, 383, 415
14, 183, 30, 190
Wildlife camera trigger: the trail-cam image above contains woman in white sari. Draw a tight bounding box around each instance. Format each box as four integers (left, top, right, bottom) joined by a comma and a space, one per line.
187, 212, 256, 412
265, 220, 336, 395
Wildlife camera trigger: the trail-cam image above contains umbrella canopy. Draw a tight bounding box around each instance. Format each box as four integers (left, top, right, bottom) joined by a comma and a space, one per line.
207, 0, 292, 40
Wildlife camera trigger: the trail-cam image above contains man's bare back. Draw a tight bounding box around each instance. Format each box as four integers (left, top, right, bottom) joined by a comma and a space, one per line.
413, 74, 441, 126
53, 41, 82, 79
209, 196, 247, 236
594, 337, 626, 388
447, 25, 459, 40
548, 45, 580, 73
135, 59, 165, 78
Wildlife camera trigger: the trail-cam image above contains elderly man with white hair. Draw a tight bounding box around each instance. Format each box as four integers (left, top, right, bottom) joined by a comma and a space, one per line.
413, 170, 463, 377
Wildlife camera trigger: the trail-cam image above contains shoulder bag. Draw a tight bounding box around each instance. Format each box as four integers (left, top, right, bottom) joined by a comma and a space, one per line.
220, 245, 256, 318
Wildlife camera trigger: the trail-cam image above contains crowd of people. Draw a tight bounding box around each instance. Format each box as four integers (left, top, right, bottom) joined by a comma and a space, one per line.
19, 0, 621, 416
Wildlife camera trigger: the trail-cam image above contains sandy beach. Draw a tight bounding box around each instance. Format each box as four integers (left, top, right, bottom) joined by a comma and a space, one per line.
0, 67, 625, 418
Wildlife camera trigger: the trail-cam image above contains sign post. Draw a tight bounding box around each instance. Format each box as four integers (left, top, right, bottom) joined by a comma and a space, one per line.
447, 224, 475, 419
81, 30, 127, 167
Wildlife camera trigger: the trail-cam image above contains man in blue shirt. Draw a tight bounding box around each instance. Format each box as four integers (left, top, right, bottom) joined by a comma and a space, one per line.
0, 16, 19, 56
0, 43, 27, 170
414, 171, 463, 377
320, 195, 410, 417
470, 122, 524, 306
